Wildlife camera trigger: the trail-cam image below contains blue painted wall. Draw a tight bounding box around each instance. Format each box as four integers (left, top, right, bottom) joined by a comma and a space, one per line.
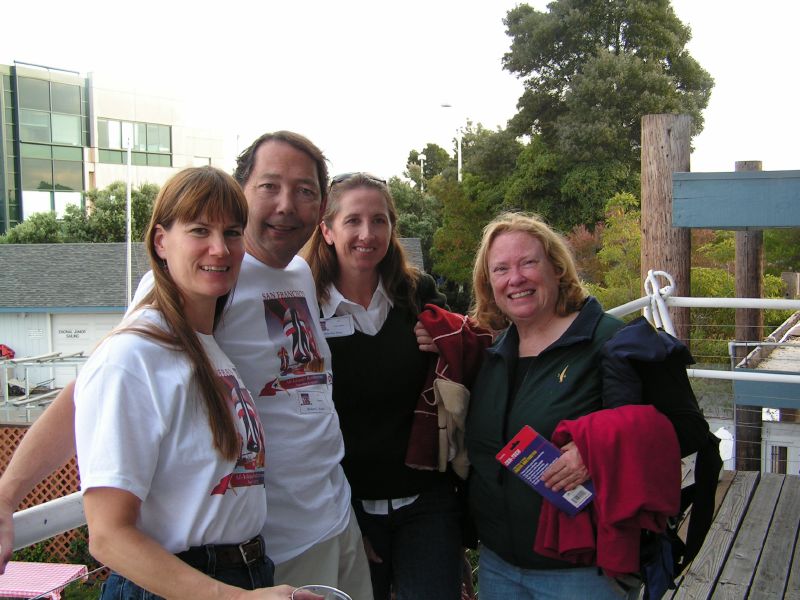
673, 170, 800, 229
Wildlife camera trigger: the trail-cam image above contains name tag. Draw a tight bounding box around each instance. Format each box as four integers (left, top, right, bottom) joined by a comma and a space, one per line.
297, 390, 330, 414
320, 315, 355, 338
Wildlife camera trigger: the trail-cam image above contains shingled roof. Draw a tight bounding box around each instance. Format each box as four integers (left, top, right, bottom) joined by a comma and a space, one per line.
0, 243, 151, 310
0, 239, 425, 311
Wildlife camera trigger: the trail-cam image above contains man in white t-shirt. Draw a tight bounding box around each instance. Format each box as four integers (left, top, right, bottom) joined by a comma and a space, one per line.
0, 132, 373, 599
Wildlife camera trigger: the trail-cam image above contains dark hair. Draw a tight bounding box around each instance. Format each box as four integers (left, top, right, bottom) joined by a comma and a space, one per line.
233, 130, 329, 197
133, 166, 248, 460
302, 174, 419, 310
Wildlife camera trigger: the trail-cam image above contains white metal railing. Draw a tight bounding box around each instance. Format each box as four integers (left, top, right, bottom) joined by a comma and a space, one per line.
9, 270, 800, 550
608, 270, 800, 386
13, 492, 85, 550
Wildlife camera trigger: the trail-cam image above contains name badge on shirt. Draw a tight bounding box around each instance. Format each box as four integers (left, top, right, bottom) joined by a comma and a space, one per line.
320, 315, 355, 338
297, 390, 331, 414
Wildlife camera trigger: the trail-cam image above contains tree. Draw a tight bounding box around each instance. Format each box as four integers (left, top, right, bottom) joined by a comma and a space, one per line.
0, 181, 159, 243
504, 0, 713, 142
584, 192, 642, 310
0, 212, 63, 243
764, 229, 800, 276
566, 222, 604, 284
429, 175, 496, 312
83, 181, 158, 242
501, 0, 713, 228
389, 177, 442, 270
407, 143, 452, 187
460, 123, 523, 186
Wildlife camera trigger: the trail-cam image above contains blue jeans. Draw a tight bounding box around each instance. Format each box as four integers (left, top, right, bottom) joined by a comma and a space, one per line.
100, 552, 275, 599
478, 545, 636, 600
355, 480, 462, 600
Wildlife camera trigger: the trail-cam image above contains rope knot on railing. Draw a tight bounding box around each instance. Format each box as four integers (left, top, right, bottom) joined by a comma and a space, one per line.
643, 270, 677, 336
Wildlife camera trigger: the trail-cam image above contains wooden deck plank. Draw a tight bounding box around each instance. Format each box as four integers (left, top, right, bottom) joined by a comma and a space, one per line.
677, 471, 736, 545
749, 475, 800, 600
710, 473, 784, 600
673, 471, 759, 600
668, 471, 736, 599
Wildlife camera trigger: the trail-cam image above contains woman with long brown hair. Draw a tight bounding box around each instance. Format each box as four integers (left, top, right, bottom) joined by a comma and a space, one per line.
74, 166, 316, 600
303, 173, 462, 600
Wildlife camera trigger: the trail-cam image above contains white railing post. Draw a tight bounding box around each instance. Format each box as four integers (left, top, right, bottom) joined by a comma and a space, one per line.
12, 491, 85, 551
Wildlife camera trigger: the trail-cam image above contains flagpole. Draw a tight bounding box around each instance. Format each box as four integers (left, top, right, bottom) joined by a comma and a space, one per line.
125, 135, 132, 306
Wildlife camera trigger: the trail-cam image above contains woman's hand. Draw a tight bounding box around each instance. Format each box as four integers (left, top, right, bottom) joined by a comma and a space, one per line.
362, 535, 383, 564
540, 441, 589, 492
414, 321, 439, 354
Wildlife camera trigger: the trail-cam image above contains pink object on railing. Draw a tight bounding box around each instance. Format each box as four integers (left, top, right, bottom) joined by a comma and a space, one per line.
0, 561, 87, 600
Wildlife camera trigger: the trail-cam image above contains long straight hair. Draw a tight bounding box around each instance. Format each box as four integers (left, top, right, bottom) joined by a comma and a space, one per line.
130, 166, 248, 460
303, 174, 420, 310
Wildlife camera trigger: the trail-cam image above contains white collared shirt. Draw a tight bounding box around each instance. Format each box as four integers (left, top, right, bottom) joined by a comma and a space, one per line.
321, 279, 394, 336
322, 279, 419, 514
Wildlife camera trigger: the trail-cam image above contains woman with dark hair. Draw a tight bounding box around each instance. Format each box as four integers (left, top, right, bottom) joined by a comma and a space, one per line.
303, 173, 462, 600
75, 166, 316, 600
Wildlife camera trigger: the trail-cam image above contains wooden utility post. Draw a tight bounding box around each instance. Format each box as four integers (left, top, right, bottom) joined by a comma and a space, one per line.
734, 160, 765, 362
734, 160, 764, 471
641, 114, 692, 344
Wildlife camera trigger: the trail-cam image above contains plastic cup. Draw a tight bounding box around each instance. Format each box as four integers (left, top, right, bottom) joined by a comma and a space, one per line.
291, 584, 352, 600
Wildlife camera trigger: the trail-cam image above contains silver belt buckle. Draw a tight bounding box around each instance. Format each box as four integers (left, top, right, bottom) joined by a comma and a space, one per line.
238, 537, 261, 565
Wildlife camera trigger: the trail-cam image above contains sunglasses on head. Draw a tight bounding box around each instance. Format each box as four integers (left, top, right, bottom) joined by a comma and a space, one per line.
329, 172, 387, 188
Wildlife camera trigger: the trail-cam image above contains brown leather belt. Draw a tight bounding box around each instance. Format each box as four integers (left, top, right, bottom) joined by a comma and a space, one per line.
176, 535, 265, 569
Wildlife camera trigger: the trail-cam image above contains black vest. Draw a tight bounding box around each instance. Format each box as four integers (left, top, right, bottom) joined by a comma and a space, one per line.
327, 304, 442, 499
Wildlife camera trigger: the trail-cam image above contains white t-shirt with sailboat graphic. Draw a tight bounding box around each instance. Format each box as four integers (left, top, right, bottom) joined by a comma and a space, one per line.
75, 308, 267, 554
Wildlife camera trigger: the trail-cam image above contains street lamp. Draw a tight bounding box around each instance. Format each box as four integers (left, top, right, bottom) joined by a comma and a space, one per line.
124, 133, 132, 307
418, 153, 426, 192
440, 104, 463, 182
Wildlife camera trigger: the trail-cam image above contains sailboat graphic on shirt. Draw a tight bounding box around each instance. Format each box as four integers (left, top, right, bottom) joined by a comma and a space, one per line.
259, 295, 328, 396
210, 372, 266, 495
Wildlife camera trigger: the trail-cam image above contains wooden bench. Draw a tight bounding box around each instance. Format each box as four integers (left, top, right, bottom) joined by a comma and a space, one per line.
670, 470, 800, 599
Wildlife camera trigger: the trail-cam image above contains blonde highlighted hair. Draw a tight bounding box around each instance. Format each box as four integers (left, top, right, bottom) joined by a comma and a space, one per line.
470, 212, 587, 331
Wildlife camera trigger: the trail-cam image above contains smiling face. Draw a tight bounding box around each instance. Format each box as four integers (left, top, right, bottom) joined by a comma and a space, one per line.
487, 230, 561, 328
154, 216, 245, 330
320, 186, 391, 280
240, 140, 323, 268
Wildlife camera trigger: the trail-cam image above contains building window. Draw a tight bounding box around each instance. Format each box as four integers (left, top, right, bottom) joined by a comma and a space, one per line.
51, 113, 82, 146
21, 190, 81, 219
50, 82, 81, 115
98, 118, 171, 166
8, 76, 86, 231
53, 160, 82, 190
19, 142, 84, 216
22, 191, 52, 219
19, 109, 51, 143
21, 157, 52, 190
17, 78, 50, 111
54, 191, 82, 218
770, 445, 788, 474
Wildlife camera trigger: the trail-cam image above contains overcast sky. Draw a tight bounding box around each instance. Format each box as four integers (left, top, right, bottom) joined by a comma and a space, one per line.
3, 0, 798, 178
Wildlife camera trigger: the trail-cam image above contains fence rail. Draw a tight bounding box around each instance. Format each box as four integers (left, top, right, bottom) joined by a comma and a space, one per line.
9, 270, 800, 550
